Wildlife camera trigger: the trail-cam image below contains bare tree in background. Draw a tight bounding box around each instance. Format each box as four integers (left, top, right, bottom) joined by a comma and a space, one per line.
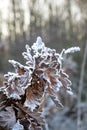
77, 43, 87, 130
0, 11, 2, 42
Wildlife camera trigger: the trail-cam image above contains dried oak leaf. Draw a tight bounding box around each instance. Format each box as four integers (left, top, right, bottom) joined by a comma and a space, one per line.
17, 103, 44, 125
17, 108, 43, 130
24, 76, 45, 112
4, 66, 32, 99
2, 37, 79, 113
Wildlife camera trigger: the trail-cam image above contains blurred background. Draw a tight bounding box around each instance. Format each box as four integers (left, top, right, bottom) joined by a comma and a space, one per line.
0, 0, 87, 130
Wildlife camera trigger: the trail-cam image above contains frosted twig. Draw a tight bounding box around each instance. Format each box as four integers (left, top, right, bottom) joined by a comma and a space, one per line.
65, 47, 80, 54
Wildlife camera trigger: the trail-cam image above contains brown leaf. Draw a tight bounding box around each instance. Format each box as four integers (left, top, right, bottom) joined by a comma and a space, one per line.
47, 87, 63, 109
24, 80, 45, 111
17, 67, 25, 75
59, 77, 71, 87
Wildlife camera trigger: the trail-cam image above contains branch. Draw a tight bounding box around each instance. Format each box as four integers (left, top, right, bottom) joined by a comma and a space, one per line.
77, 42, 87, 130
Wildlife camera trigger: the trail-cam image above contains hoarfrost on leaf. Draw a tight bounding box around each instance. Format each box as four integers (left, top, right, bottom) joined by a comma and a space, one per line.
67, 90, 73, 96
8, 60, 24, 69
65, 47, 80, 54
24, 99, 40, 112
31, 36, 45, 52
0, 36, 80, 130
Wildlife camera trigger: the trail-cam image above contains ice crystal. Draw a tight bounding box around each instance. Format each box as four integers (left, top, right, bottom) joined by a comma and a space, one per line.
65, 47, 80, 54
32, 36, 45, 52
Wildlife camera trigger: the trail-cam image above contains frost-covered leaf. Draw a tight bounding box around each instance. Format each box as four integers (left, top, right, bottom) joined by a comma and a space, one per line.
4, 68, 32, 99
65, 47, 80, 54
0, 107, 16, 130
2, 37, 79, 109
31, 36, 45, 52
0, 37, 80, 130
47, 86, 63, 109
24, 78, 45, 111
8, 60, 24, 70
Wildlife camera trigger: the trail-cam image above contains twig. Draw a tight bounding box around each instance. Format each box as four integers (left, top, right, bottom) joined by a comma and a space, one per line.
77, 42, 87, 130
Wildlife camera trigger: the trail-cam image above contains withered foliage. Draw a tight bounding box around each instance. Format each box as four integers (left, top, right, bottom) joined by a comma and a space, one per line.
0, 37, 80, 130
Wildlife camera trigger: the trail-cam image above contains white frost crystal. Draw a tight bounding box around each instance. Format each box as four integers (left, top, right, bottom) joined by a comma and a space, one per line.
32, 36, 45, 51
65, 47, 80, 54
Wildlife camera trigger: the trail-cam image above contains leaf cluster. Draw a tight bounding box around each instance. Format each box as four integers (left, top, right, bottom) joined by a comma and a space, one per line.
0, 37, 80, 130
